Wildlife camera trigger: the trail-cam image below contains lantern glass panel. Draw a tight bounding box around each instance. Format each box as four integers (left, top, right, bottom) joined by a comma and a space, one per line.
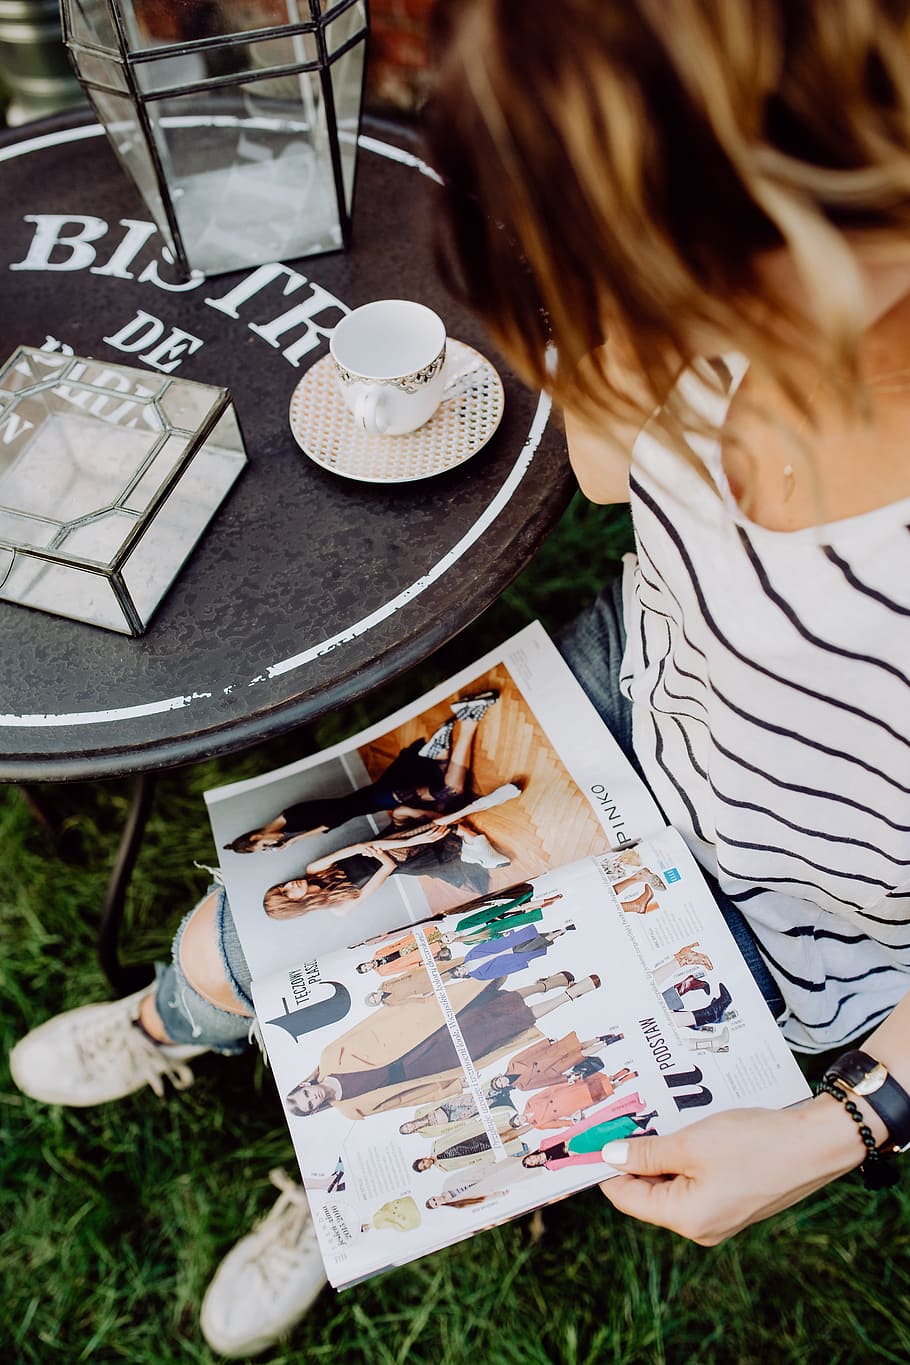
327, 38, 366, 208
62, 0, 367, 278
133, 31, 318, 95
85, 85, 179, 258
66, 0, 120, 52
121, 0, 311, 51
144, 79, 342, 275
72, 48, 129, 91
326, 0, 367, 55
0, 348, 247, 635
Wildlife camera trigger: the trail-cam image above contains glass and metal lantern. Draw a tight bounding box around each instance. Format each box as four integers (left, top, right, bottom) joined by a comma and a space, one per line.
0, 346, 248, 634
59, 0, 369, 278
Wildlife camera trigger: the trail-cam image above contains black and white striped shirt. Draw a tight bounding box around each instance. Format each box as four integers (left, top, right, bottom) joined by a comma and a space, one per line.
621, 361, 910, 1052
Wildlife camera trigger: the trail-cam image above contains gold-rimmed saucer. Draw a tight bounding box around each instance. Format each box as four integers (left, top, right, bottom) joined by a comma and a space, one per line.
288, 338, 505, 484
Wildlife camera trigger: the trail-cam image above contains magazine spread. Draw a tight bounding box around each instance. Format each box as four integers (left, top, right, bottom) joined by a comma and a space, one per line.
250, 835, 809, 1288
205, 623, 810, 1287
205, 621, 663, 981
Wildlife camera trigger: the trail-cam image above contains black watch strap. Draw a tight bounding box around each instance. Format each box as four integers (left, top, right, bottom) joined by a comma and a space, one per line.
824, 1049, 910, 1153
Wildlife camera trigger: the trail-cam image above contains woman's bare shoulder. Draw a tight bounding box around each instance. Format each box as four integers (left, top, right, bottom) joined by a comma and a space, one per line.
563, 408, 633, 505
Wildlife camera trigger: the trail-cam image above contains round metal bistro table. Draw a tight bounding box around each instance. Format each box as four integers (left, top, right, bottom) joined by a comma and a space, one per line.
0, 112, 573, 989
0, 111, 572, 783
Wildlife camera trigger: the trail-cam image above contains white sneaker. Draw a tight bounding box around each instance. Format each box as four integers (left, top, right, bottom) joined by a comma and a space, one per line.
200, 1168, 328, 1358
459, 830, 511, 869
9, 986, 208, 1106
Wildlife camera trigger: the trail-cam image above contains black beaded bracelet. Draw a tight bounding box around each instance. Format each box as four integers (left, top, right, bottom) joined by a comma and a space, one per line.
815, 1078, 899, 1191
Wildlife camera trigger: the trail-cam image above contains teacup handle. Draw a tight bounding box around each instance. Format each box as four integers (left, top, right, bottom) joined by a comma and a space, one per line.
353, 387, 390, 435
443, 359, 485, 400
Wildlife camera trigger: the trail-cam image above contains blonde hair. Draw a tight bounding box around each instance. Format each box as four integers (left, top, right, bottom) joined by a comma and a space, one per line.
427, 0, 910, 440
263, 865, 359, 919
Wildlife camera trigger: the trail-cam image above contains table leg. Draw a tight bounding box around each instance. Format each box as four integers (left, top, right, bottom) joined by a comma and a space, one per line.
98, 773, 158, 995
16, 783, 57, 837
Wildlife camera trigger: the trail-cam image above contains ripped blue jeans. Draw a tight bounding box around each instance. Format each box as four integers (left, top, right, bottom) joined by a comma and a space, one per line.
153, 575, 784, 1051
154, 882, 254, 1054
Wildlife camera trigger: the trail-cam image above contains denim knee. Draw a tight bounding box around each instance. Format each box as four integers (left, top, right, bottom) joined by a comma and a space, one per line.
557, 571, 638, 767
153, 884, 254, 1055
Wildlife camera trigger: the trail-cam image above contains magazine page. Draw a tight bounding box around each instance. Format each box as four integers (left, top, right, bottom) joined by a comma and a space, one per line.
251, 829, 810, 1289
205, 622, 663, 981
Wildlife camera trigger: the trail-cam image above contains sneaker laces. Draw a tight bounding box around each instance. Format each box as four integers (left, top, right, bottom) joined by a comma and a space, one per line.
243, 1170, 315, 1286
72, 1010, 195, 1100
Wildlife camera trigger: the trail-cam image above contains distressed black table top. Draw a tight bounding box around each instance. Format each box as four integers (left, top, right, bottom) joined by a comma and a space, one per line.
0, 111, 571, 781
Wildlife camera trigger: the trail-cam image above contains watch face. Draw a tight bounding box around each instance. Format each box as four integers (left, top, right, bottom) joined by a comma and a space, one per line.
830, 1051, 887, 1095
851, 1064, 888, 1097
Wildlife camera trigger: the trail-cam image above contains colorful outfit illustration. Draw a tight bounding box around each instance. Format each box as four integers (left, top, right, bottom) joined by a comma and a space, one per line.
503, 1032, 588, 1090
454, 885, 535, 933
535, 1094, 648, 1170
461, 925, 560, 980
313, 977, 542, 1119
369, 1196, 421, 1232
373, 939, 452, 982
373, 961, 465, 1006
412, 1098, 518, 1141
519, 1071, 635, 1129
428, 1119, 527, 1171
369, 929, 450, 979
457, 909, 544, 946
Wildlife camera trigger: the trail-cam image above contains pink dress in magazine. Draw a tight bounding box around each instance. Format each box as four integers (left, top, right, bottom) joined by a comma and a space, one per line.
537, 1093, 649, 1169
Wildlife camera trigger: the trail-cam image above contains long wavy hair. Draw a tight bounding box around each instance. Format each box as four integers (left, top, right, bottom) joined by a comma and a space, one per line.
263, 865, 359, 920
426, 0, 910, 444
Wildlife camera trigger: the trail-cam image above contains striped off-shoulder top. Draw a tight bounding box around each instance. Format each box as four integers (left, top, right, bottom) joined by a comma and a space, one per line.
621, 358, 910, 1052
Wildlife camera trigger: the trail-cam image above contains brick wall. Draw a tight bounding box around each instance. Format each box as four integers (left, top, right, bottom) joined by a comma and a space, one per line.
366, 0, 434, 115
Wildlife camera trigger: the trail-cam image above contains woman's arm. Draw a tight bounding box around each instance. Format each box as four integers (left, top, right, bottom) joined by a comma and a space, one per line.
599, 990, 910, 1244
311, 843, 398, 904
389, 804, 435, 823
351, 850, 398, 902
306, 840, 371, 871
563, 333, 664, 505
564, 407, 634, 505
370, 823, 450, 851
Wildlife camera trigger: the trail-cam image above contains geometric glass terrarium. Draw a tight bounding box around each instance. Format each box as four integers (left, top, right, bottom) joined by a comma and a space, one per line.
59, 0, 369, 279
0, 346, 248, 634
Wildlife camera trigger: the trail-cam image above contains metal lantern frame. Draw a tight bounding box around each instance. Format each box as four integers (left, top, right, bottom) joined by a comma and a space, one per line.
59, 0, 370, 280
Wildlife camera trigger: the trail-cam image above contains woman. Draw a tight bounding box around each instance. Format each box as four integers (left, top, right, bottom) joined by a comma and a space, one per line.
260, 808, 510, 920
452, 889, 565, 944
514, 1066, 639, 1131
225, 693, 498, 853
11, 4, 910, 1352
426, 0, 910, 1241
520, 1096, 659, 1172
261, 780, 522, 919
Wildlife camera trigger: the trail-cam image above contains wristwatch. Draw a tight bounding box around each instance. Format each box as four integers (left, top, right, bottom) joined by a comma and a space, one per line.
823, 1050, 910, 1153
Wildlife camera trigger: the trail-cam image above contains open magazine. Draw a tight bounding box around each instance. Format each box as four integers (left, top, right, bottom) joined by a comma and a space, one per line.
205, 623, 810, 1287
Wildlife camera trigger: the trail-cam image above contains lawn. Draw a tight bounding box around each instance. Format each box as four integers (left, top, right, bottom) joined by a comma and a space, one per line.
2, 493, 909, 1364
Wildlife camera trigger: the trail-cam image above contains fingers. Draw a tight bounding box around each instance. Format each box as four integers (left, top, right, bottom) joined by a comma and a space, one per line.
601, 1133, 687, 1179
599, 1171, 690, 1228
597, 1132, 704, 1234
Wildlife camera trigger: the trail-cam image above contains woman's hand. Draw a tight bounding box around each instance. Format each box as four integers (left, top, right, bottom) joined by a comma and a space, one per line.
599, 1099, 866, 1245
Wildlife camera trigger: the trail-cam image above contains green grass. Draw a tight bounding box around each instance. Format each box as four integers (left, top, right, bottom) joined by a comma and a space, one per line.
2, 494, 908, 1364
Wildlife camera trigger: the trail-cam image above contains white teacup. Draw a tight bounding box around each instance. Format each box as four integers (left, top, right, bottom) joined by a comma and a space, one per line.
330, 299, 471, 436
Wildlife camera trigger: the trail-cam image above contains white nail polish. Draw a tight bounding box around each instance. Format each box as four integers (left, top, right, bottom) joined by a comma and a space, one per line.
601, 1140, 630, 1166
